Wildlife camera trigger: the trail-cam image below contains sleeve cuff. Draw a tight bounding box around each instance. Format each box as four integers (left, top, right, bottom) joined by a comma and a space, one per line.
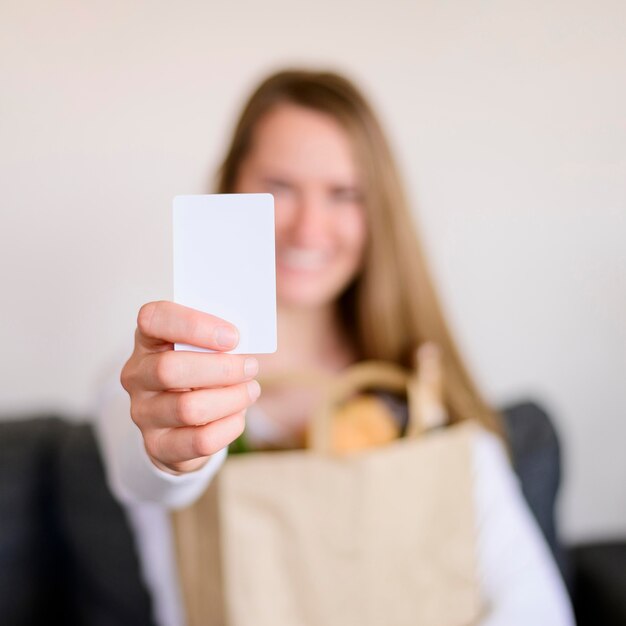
136, 435, 228, 508
94, 374, 227, 510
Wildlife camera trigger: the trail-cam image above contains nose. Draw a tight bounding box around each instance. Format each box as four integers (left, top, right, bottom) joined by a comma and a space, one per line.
287, 192, 329, 245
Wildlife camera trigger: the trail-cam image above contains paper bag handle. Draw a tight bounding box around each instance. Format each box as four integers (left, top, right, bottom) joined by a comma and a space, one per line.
257, 346, 447, 454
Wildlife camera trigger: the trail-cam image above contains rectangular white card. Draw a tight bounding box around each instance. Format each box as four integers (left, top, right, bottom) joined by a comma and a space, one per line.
173, 193, 277, 354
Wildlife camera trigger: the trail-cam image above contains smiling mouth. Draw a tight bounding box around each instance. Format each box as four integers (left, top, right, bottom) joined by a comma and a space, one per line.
277, 247, 332, 272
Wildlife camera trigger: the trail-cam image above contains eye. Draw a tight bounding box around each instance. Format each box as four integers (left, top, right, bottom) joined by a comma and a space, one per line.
329, 186, 361, 204
264, 178, 293, 197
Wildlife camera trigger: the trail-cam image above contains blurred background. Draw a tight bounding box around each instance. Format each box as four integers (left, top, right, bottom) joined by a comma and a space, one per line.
1, 0, 624, 547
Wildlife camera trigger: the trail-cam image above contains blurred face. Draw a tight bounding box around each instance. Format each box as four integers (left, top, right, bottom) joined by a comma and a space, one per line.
235, 103, 368, 309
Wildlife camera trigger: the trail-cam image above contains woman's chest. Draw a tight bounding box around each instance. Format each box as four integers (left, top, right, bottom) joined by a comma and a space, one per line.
251, 386, 322, 448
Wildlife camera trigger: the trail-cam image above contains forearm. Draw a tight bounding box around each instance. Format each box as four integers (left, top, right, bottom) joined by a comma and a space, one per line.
473, 430, 574, 625
94, 376, 226, 509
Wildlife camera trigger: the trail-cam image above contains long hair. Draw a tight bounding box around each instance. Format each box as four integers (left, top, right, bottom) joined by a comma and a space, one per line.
214, 69, 502, 436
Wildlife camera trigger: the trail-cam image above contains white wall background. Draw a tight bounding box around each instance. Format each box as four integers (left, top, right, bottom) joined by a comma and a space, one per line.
1, 0, 624, 543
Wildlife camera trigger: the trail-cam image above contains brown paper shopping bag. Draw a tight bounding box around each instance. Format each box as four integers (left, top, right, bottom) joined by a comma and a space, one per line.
173, 361, 485, 626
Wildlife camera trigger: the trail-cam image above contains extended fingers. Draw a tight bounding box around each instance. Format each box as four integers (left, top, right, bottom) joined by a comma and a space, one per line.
136, 301, 239, 351
132, 380, 261, 429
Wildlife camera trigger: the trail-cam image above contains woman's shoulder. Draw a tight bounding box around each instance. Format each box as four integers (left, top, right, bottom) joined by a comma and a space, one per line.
426, 420, 510, 476
459, 423, 526, 526
469, 425, 509, 463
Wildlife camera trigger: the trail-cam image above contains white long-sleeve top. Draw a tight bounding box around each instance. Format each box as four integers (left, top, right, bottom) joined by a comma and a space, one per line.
94, 379, 575, 626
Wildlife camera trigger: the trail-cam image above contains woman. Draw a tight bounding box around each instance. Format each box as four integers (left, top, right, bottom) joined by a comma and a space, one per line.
97, 69, 574, 625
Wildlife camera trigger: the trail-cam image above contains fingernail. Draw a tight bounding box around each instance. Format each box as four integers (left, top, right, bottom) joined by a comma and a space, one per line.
244, 357, 259, 378
215, 326, 238, 348
247, 380, 261, 401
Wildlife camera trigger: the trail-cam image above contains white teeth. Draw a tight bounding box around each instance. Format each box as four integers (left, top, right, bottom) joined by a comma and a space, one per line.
279, 247, 330, 270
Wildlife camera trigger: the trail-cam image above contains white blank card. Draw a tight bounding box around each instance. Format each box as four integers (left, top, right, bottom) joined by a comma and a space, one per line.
173, 193, 277, 354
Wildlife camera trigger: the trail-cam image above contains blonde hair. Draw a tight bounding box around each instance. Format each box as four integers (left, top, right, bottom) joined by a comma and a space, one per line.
215, 69, 502, 436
